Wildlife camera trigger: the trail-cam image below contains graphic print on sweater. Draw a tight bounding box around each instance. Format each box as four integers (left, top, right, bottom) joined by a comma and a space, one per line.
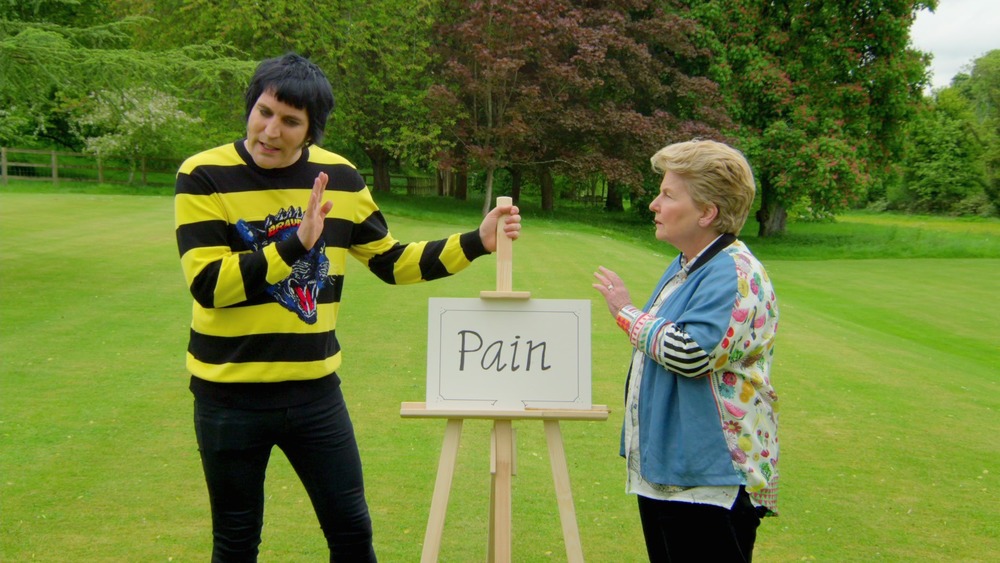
236, 206, 330, 324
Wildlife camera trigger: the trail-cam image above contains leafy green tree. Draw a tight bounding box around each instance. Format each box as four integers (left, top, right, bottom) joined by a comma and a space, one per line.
109, 0, 339, 146
111, 0, 335, 59
1, 2, 254, 150
697, 0, 934, 236
897, 50, 1000, 217
119, 0, 442, 191
965, 50, 1000, 212
0, 12, 140, 147
896, 90, 986, 213
2, 0, 109, 26
331, 0, 440, 192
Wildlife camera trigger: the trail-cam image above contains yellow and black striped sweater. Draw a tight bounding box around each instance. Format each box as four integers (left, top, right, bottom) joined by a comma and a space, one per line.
175, 141, 487, 407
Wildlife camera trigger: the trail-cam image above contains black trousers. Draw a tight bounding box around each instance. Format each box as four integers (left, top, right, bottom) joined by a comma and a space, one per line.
193, 386, 377, 562
637, 487, 763, 563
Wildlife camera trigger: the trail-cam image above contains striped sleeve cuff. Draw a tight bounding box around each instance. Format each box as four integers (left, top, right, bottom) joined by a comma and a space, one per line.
459, 230, 489, 261
615, 305, 648, 344
615, 305, 710, 376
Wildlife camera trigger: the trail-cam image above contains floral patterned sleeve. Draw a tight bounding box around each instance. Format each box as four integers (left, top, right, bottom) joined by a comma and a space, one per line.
615, 305, 710, 377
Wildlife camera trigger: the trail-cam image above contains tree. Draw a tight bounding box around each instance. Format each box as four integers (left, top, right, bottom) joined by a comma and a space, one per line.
3, 0, 109, 27
112, 0, 337, 60
331, 0, 441, 192
430, 0, 728, 213
964, 50, 1000, 212
553, 1, 729, 212
698, 0, 934, 236
119, 0, 443, 191
109, 0, 342, 146
893, 50, 1000, 216
72, 87, 203, 183
0, 2, 254, 151
429, 0, 549, 213
896, 90, 986, 213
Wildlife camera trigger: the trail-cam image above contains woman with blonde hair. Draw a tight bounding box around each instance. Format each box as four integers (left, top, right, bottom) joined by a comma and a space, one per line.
593, 139, 779, 562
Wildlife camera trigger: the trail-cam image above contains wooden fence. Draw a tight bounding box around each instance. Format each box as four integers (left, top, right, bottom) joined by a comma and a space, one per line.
1, 147, 179, 187
0, 146, 437, 194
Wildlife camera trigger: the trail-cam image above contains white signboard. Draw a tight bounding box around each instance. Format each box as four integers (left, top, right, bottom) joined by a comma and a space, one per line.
426, 298, 591, 410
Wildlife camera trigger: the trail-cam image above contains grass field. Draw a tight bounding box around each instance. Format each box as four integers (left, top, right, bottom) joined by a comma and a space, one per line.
1, 187, 998, 562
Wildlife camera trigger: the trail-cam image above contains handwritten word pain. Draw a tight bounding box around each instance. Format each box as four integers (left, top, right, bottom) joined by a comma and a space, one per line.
456, 331, 551, 372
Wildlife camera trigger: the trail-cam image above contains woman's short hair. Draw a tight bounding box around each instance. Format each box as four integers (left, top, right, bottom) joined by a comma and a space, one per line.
650, 140, 756, 235
244, 53, 335, 146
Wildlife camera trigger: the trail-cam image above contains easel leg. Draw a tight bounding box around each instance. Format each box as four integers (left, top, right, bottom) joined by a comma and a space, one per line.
544, 420, 585, 563
421, 418, 463, 563
488, 419, 514, 563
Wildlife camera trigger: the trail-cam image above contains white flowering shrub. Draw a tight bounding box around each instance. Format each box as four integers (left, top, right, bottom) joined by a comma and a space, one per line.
74, 87, 202, 182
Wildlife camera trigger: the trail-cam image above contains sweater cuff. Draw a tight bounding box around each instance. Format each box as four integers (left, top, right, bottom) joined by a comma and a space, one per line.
459, 230, 489, 261
275, 236, 309, 266
617, 305, 657, 349
615, 304, 643, 333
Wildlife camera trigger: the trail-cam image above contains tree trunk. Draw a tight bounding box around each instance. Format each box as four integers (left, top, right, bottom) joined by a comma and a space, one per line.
510, 167, 522, 205
482, 167, 495, 216
755, 177, 788, 237
606, 181, 625, 211
364, 146, 392, 192
454, 171, 468, 201
437, 169, 450, 196
540, 166, 554, 212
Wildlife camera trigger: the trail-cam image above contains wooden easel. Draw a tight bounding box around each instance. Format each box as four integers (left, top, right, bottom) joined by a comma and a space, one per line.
401, 197, 610, 562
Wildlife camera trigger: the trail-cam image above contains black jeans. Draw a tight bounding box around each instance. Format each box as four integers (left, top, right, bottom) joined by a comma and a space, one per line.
193, 386, 377, 562
637, 487, 763, 563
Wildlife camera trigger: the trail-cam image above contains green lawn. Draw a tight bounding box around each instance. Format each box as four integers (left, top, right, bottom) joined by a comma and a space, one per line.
1, 190, 997, 561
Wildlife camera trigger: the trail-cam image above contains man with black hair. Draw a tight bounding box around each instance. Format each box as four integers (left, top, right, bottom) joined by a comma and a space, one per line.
175, 53, 521, 562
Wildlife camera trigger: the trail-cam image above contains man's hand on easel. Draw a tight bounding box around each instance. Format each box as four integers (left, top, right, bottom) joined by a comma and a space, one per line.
479, 202, 521, 253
